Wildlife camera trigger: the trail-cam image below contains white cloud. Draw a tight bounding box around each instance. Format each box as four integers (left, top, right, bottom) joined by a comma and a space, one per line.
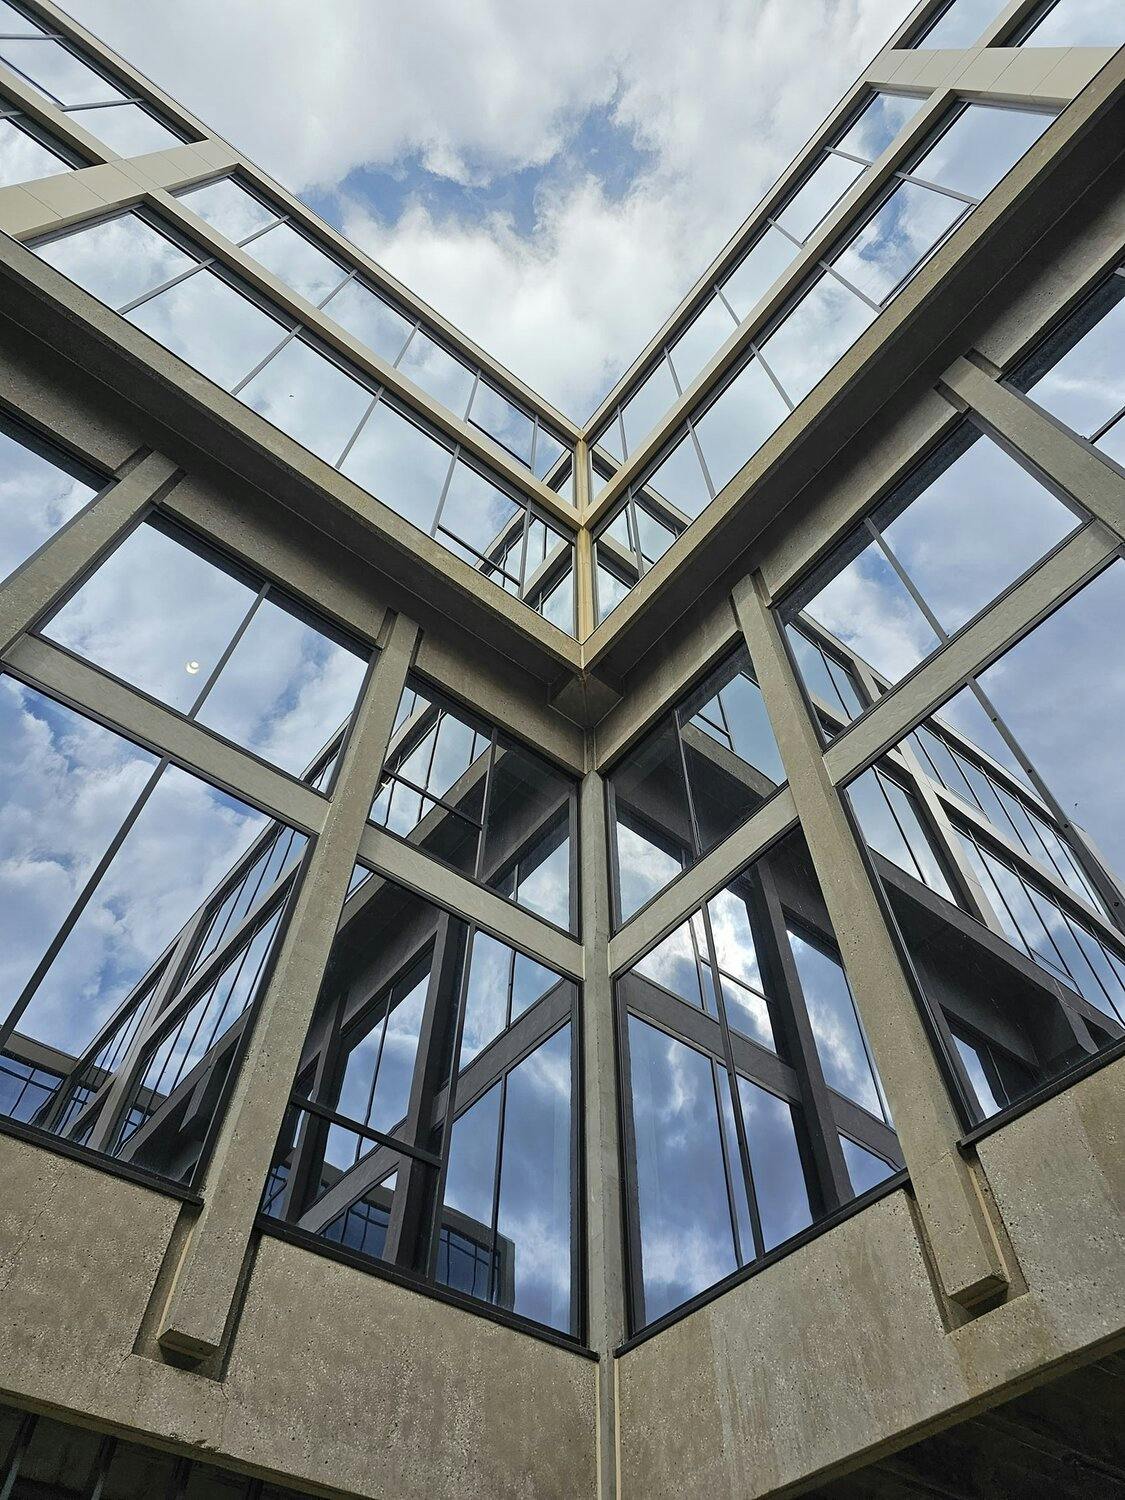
65, 0, 910, 417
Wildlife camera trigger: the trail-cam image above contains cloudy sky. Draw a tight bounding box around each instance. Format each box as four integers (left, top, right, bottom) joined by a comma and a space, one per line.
64, 0, 910, 421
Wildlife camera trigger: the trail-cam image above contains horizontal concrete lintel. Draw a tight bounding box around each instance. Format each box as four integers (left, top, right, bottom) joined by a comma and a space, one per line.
356, 824, 584, 978
608, 788, 799, 975
2, 634, 328, 836
823, 522, 1120, 787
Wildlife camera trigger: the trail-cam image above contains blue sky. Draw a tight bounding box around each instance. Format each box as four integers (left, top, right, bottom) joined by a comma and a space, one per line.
66, 0, 910, 420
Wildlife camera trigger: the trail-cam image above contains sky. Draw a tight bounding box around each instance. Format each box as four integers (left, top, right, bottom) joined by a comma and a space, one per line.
63, 0, 911, 422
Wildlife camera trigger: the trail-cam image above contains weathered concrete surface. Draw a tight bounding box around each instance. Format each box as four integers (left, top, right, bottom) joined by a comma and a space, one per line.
0, 1134, 598, 1498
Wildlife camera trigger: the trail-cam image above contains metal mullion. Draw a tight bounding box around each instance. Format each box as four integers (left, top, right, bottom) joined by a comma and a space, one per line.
383, 770, 484, 831
277, 983, 351, 1221
233, 215, 285, 252
115, 258, 210, 316
1089, 404, 1125, 445
80, 1433, 116, 1500
872, 765, 933, 888
66, 94, 142, 112
685, 418, 718, 502
315, 264, 354, 310
818, 258, 883, 313
333, 390, 380, 470
672, 702, 705, 861
0, 1409, 36, 1500
714, 281, 742, 325
393, 317, 423, 368
894, 167, 980, 208
866, 516, 950, 643
827, 145, 873, 169
769, 215, 806, 251
698, 899, 766, 1261
484, 1064, 507, 1307
473, 730, 500, 884
616, 996, 649, 1332
0, 756, 168, 1055
228, 325, 301, 395
750, 339, 797, 413
288, 1093, 441, 1166
710, 1055, 750, 1266
756, 872, 854, 1209
186, 582, 267, 717
427, 442, 461, 541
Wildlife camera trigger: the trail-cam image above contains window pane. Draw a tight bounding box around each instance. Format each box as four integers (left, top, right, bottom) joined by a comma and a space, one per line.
831, 180, 965, 305
484, 744, 573, 927
0, 679, 157, 1008
533, 427, 566, 481
620, 360, 678, 456
760, 273, 876, 405
912, 104, 1053, 201
469, 381, 534, 465
707, 888, 775, 1049
195, 594, 368, 776
240, 337, 372, 463
785, 625, 866, 726
340, 400, 453, 533
459, 932, 513, 1067
634, 917, 713, 1013
43, 519, 257, 712
878, 436, 1079, 634
836, 93, 922, 162
397, 330, 474, 416
437, 461, 520, 559
1019, 278, 1125, 440
595, 416, 624, 465
848, 766, 954, 900
321, 277, 414, 365
693, 357, 789, 492
439, 1084, 501, 1299
595, 560, 631, 623
840, 1136, 897, 1194
1021, 0, 1125, 45
917, 0, 1004, 46
128, 266, 288, 390
177, 177, 278, 245
776, 153, 865, 244
1, 38, 126, 105
79, 102, 181, 155
721, 226, 798, 321
788, 930, 885, 1118
643, 431, 710, 519
611, 718, 691, 920
738, 1076, 812, 1251
615, 819, 683, 921
668, 295, 737, 390
0, 1, 46, 33
539, 564, 575, 636
494, 1025, 572, 1329
977, 561, 1125, 877
0, 118, 70, 188
628, 1016, 738, 1323
0, 413, 100, 585
243, 220, 348, 305
37, 214, 196, 311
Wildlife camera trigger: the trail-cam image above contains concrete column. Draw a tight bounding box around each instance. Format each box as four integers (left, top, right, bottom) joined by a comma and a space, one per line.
941, 357, 1125, 543
156, 613, 419, 1361
579, 771, 626, 1499
733, 572, 1010, 1312
0, 449, 178, 653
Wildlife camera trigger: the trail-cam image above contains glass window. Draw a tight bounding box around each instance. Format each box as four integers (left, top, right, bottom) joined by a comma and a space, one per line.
41, 517, 369, 776
642, 430, 711, 519
372, 677, 577, 931
668, 295, 737, 391
340, 399, 453, 533
266, 873, 579, 1335
0, 410, 101, 585
692, 356, 790, 492
915, 0, 1005, 46
775, 153, 865, 244
596, 560, 631, 624
37, 213, 197, 311
783, 427, 1083, 690
239, 336, 372, 463
785, 625, 867, 730
242, 220, 348, 306
836, 93, 923, 163
620, 359, 678, 456
911, 104, 1053, 202
0, 1, 46, 33
848, 765, 956, 900
77, 101, 181, 155
321, 277, 415, 365
0, 38, 126, 105
609, 646, 784, 924
1015, 271, 1125, 459
533, 427, 566, 481
469, 381, 534, 465
0, 117, 72, 187
831, 179, 966, 305
128, 266, 289, 390
396, 330, 475, 416
720, 226, 798, 322
619, 829, 902, 1331
1019, 0, 1124, 45
437, 460, 521, 560
176, 177, 278, 245
760, 272, 877, 406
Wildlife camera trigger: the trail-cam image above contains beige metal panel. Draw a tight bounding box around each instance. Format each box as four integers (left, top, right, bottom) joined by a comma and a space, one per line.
823, 522, 1121, 788
156, 616, 418, 1361
734, 570, 1011, 1311
1, 634, 329, 836
607, 787, 799, 977
357, 824, 584, 978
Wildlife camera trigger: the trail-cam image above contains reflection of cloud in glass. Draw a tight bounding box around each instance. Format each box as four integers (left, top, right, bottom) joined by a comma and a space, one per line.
38, 213, 195, 312
761, 273, 876, 405
1023, 292, 1125, 439
615, 821, 681, 920
0, 119, 70, 190
129, 268, 287, 391
240, 336, 372, 463
832, 180, 963, 305
803, 539, 939, 683
0, 422, 99, 586
693, 357, 789, 493
245, 220, 347, 306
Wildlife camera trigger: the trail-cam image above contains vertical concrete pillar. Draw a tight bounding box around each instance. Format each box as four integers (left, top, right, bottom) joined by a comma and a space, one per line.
156, 612, 419, 1360
733, 572, 1010, 1311
0, 449, 178, 653
580, 770, 626, 1498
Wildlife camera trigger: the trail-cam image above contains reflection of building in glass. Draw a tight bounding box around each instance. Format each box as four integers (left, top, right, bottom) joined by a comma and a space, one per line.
0, 0, 1123, 1495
